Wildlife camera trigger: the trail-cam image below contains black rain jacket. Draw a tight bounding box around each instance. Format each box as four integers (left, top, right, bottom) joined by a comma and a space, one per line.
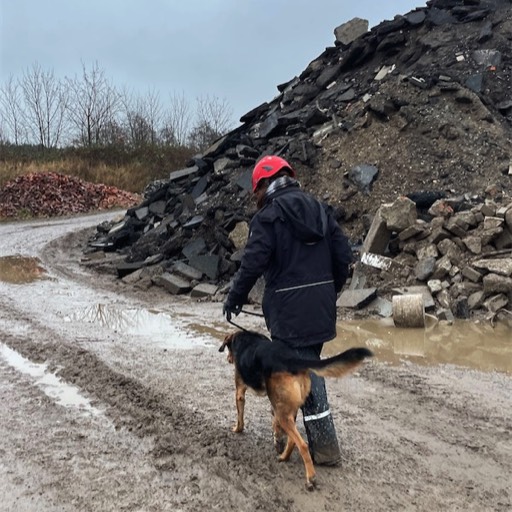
226, 186, 353, 347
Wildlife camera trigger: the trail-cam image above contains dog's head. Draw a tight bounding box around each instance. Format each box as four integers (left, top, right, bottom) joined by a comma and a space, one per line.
219, 332, 236, 364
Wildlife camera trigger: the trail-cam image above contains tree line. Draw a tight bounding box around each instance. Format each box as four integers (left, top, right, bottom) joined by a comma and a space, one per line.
0, 62, 234, 152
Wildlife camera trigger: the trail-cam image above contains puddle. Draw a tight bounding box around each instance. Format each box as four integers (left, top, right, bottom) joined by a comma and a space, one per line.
325, 318, 512, 374
0, 343, 102, 416
66, 304, 213, 349
0, 255, 47, 284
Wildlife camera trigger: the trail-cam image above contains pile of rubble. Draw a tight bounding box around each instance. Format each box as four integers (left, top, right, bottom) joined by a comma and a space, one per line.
0, 172, 141, 218
339, 191, 512, 322
84, 0, 512, 321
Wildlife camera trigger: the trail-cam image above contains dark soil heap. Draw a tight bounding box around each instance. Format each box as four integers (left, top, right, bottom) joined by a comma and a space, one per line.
85, 0, 512, 320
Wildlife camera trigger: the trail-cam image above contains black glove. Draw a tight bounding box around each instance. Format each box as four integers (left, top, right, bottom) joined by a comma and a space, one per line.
223, 299, 242, 321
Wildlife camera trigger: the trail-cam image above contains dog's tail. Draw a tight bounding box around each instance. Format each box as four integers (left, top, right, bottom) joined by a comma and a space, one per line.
300, 347, 373, 378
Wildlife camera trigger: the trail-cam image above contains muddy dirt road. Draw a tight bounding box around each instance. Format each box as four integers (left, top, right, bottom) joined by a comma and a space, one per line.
0, 213, 511, 512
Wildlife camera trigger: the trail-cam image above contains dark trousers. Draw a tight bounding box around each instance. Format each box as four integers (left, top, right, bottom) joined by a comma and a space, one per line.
293, 344, 341, 465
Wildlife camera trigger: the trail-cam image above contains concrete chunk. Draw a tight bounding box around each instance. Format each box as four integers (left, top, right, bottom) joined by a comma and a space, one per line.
361, 252, 395, 271
362, 208, 391, 255
483, 273, 512, 294
169, 166, 200, 182
461, 266, 483, 283
472, 258, 512, 277
172, 261, 203, 281
229, 222, 249, 250
189, 254, 219, 280
190, 283, 218, 298
337, 288, 377, 309
381, 197, 417, 232
334, 18, 369, 46
154, 272, 191, 295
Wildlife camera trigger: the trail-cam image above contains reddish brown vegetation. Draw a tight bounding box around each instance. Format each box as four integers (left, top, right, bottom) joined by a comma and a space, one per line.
0, 172, 141, 219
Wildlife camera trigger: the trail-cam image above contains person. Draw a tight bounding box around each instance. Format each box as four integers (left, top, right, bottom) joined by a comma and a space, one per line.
222, 155, 353, 466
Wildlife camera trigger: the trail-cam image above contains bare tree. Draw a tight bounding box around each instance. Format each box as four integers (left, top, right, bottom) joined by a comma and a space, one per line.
188, 94, 234, 150
120, 87, 163, 147
20, 63, 68, 147
144, 88, 163, 145
66, 62, 121, 146
0, 75, 26, 144
0, 118, 7, 144
161, 91, 192, 146
195, 94, 233, 136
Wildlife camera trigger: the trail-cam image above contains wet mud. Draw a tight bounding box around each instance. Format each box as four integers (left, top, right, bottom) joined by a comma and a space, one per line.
0, 215, 511, 511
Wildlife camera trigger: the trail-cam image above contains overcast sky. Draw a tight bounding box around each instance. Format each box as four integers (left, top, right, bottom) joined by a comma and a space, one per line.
0, 0, 425, 123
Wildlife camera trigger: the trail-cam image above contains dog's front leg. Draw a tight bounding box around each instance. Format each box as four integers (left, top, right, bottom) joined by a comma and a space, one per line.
233, 372, 247, 433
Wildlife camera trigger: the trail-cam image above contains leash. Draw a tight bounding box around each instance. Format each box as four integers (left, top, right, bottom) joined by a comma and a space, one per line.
226, 308, 265, 332
240, 308, 264, 317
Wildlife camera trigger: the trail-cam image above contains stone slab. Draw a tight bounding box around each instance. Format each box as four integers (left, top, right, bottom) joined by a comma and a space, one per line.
153, 272, 191, 295
337, 288, 377, 309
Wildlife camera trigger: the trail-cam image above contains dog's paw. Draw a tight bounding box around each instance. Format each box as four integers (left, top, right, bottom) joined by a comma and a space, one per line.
278, 453, 291, 462
273, 436, 286, 455
231, 425, 244, 433
305, 477, 317, 491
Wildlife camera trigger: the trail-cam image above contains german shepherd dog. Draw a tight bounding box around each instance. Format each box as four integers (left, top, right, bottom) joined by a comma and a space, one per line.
219, 330, 373, 489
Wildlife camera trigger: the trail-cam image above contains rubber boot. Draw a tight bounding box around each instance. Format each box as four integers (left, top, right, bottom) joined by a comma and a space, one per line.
302, 371, 341, 465
295, 345, 342, 466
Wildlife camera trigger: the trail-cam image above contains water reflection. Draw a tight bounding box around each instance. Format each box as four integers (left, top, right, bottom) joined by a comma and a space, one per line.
326, 319, 512, 374
0, 255, 47, 284
66, 304, 212, 349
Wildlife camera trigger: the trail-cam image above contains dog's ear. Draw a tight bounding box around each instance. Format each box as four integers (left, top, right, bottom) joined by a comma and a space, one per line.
219, 333, 235, 353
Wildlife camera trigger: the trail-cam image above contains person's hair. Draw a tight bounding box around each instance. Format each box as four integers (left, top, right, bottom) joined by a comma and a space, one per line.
272, 169, 292, 180
259, 168, 292, 190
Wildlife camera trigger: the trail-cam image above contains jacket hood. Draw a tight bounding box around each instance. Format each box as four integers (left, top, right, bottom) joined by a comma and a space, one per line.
273, 189, 327, 243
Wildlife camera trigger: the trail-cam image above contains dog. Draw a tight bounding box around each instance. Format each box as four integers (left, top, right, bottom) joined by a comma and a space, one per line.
219, 330, 373, 490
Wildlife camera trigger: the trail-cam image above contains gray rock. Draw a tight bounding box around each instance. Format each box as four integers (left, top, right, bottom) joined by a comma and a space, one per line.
172, 261, 203, 281
483, 273, 512, 294
381, 197, 417, 232
452, 296, 470, 319
154, 273, 191, 295
182, 238, 206, 260
432, 255, 452, 280
468, 291, 485, 310
416, 243, 439, 260
189, 254, 219, 280
472, 49, 501, 67
427, 279, 443, 294
437, 238, 462, 264
337, 288, 377, 309
463, 236, 482, 255
366, 297, 393, 318
461, 266, 483, 283
134, 207, 150, 220
483, 293, 509, 313
229, 222, 249, 250
116, 261, 144, 278
334, 18, 369, 46
362, 209, 391, 255
169, 166, 199, 182
472, 258, 512, 277
190, 283, 218, 298
415, 257, 436, 281
349, 164, 379, 194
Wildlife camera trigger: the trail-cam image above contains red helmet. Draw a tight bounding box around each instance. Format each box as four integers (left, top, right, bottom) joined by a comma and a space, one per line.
252, 155, 295, 192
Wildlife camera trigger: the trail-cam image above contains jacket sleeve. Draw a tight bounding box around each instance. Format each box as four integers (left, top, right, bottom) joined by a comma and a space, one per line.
327, 213, 353, 293
226, 213, 275, 306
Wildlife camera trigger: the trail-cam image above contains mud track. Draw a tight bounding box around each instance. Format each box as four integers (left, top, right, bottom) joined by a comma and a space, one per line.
0, 214, 511, 511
